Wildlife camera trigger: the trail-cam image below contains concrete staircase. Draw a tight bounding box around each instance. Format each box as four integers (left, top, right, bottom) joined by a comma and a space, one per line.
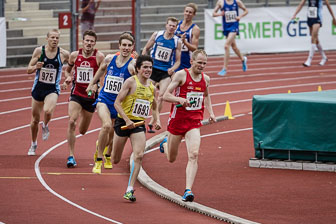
5, 0, 132, 67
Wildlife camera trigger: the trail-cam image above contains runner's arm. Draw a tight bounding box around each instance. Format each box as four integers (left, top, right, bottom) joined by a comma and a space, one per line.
325, 0, 336, 25
168, 40, 182, 75
182, 25, 200, 52
204, 74, 216, 123
212, 0, 224, 17
291, 0, 306, 20
27, 47, 43, 74
236, 0, 248, 21
163, 70, 191, 107
63, 51, 78, 89
142, 32, 157, 55
114, 78, 136, 128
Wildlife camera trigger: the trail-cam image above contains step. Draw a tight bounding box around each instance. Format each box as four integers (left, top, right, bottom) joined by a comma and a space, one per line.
140, 19, 204, 31
7, 18, 58, 29
39, 1, 70, 10
5, 2, 40, 11
22, 27, 70, 37
99, 0, 132, 8
94, 23, 132, 33
95, 15, 132, 25
142, 0, 208, 6
141, 4, 208, 14
6, 54, 32, 67
5, 10, 53, 19
6, 29, 23, 38
141, 13, 204, 23
7, 36, 38, 46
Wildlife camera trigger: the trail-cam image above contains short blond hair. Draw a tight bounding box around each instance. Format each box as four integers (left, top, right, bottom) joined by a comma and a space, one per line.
47, 28, 60, 37
192, 49, 207, 60
185, 3, 198, 15
166, 17, 179, 25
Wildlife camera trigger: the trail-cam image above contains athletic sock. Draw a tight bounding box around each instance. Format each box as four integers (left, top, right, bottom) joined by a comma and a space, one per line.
317, 43, 327, 59
32, 141, 37, 147
96, 158, 103, 161
126, 186, 134, 192
305, 44, 316, 66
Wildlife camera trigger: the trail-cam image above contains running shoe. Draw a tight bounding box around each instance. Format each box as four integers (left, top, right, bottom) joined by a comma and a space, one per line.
182, 189, 194, 202
242, 56, 248, 72
28, 145, 37, 156
104, 154, 113, 169
42, 124, 50, 141
147, 124, 155, 133
303, 59, 311, 67
319, 57, 328, 66
217, 68, 227, 76
123, 190, 136, 202
67, 156, 77, 168
92, 160, 102, 174
159, 137, 167, 153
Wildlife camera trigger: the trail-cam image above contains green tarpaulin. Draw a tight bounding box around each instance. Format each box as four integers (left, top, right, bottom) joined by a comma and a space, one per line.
253, 90, 336, 162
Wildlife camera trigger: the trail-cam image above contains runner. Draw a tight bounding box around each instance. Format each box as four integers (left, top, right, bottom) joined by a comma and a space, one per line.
62, 30, 104, 167
175, 3, 200, 71
291, 0, 336, 66
142, 17, 182, 133
212, 0, 248, 76
27, 29, 69, 156
159, 49, 216, 202
86, 32, 136, 174
112, 55, 160, 202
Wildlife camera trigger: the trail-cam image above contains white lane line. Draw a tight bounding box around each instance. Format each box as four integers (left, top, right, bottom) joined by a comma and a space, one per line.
211, 81, 336, 96
0, 80, 33, 85
0, 102, 68, 115
0, 116, 69, 135
0, 91, 70, 103
0, 87, 31, 93
34, 128, 123, 224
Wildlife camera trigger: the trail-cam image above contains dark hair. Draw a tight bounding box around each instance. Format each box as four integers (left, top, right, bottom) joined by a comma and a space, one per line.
83, 30, 97, 41
135, 55, 153, 72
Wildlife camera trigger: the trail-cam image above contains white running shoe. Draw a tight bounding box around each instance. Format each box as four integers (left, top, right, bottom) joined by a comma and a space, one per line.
319, 57, 328, 66
303, 59, 311, 67
28, 145, 37, 156
42, 124, 49, 141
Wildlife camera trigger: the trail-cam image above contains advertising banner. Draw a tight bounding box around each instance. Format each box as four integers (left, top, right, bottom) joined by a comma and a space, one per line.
0, 17, 6, 67
204, 6, 336, 55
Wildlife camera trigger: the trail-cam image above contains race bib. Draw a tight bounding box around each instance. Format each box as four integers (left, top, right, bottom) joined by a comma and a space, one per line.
225, 11, 237, 23
104, 76, 124, 94
308, 7, 317, 18
39, 67, 57, 84
186, 92, 203, 111
132, 99, 150, 118
154, 46, 172, 62
76, 67, 93, 84
181, 43, 189, 52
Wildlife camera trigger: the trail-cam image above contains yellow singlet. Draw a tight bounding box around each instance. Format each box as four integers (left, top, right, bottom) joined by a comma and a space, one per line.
119, 75, 155, 121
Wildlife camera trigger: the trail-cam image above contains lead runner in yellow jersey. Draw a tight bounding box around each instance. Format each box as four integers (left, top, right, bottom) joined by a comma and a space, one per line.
112, 55, 161, 202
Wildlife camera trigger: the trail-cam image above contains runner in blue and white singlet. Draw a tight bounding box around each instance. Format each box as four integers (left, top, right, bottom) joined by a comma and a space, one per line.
175, 3, 200, 71
291, 0, 336, 66
86, 32, 136, 174
212, 0, 248, 76
221, 0, 239, 36
142, 17, 182, 133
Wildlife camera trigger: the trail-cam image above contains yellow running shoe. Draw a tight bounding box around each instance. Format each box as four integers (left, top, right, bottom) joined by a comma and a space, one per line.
92, 160, 102, 174
104, 155, 113, 169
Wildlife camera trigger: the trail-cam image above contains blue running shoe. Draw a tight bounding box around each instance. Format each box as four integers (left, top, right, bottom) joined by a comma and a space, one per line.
217, 68, 227, 76
182, 189, 194, 202
67, 156, 77, 168
242, 56, 247, 72
159, 137, 167, 153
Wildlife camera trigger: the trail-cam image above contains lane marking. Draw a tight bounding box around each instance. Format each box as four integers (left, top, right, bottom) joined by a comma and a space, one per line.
0, 176, 36, 179
0, 91, 70, 103
34, 128, 123, 224
0, 102, 68, 115
45, 172, 129, 176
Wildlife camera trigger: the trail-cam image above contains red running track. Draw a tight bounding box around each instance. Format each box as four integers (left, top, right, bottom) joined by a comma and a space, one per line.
0, 51, 336, 223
